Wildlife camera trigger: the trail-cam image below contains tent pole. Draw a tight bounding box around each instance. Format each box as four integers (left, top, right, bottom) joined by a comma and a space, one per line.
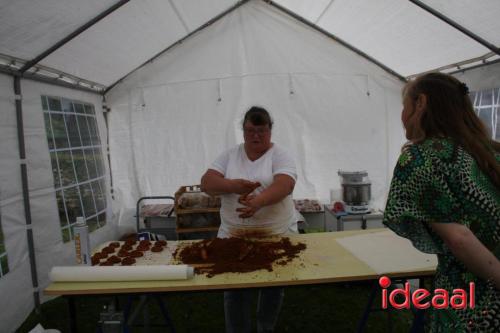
265, 0, 406, 82
13, 76, 41, 312
409, 0, 500, 56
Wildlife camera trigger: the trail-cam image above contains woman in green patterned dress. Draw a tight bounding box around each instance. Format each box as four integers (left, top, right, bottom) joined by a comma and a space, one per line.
383, 72, 500, 332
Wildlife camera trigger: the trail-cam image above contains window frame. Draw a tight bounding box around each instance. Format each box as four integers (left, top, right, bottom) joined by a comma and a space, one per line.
43, 95, 107, 242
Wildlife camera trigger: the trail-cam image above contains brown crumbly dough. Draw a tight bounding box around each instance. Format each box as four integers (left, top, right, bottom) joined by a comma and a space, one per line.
155, 240, 167, 247
101, 246, 116, 254
117, 250, 131, 257
174, 237, 306, 277
120, 244, 133, 251
124, 239, 137, 246
151, 246, 164, 252
121, 257, 136, 265
91, 256, 100, 266
129, 250, 144, 258
136, 244, 151, 252
107, 255, 121, 264
109, 242, 120, 248
139, 240, 151, 246
93, 252, 108, 260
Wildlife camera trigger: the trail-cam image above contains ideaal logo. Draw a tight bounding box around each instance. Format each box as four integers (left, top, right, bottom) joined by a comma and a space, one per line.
379, 276, 475, 310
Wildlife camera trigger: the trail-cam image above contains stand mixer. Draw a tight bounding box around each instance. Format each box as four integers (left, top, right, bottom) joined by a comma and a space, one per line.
337, 170, 371, 214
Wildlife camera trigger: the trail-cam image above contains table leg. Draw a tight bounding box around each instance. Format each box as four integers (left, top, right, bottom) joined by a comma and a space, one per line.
356, 281, 378, 333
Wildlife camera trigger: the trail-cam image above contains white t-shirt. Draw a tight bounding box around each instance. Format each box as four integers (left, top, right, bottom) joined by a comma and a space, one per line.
210, 143, 298, 238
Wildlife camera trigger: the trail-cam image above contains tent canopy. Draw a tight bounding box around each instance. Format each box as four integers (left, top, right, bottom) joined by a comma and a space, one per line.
1, 0, 499, 92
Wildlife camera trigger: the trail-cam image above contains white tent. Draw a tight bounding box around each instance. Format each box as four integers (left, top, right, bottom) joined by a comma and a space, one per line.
0, 1, 499, 331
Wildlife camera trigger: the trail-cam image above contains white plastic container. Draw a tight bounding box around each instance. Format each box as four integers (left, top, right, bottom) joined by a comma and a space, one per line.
74, 217, 91, 266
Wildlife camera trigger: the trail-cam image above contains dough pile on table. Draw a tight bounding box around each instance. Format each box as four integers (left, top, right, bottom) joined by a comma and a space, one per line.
174, 237, 306, 277
92, 240, 175, 266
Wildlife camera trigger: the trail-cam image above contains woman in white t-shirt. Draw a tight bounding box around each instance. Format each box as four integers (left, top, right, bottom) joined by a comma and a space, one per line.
201, 106, 297, 333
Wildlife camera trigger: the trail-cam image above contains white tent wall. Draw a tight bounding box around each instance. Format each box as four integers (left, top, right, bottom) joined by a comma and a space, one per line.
106, 0, 405, 230
0, 73, 116, 333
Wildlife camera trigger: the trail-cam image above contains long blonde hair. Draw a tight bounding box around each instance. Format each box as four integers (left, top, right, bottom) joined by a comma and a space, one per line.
404, 72, 500, 188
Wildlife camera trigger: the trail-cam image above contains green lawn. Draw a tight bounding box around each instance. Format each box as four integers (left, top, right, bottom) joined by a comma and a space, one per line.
18, 282, 416, 332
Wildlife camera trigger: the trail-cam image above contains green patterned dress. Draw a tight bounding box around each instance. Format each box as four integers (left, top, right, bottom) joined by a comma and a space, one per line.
383, 138, 499, 332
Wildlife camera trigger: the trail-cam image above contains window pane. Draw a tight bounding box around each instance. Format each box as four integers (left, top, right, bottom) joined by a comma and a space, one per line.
84, 104, 95, 115
57, 151, 76, 186
88, 118, 100, 144
48, 97, 62, 111
77, 115, 92, 146
472, 88, 500, 140
42, 96, 107, 239
62, 227, 71, 243
61, 98, 74, 113
99, 179, 107, 204
478, 108, 493, 137
0, 255, 8, 276
65, 113, 82, 148
0, 225, 5, 255
41, 96, 48, 111
64, 186, 83, 224
74, 103, 85, 115
495, 108, 500, 141
44, 114, 54, 150
481, 89, 493, 105
50, 152, 60, 188
56, 191, 68, 227
50, 114, 69, 149
94, 148, 104, 177
0, 216, 9, 277
73, 149, 88, 183
97, 212, 106, 228
80, 184, 96, 218
92, 180, 105, 213
87, 216, 99, 232
84, 149, 97, 179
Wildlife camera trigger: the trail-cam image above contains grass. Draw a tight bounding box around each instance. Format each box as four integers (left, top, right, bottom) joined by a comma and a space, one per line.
17, 281, 416, 332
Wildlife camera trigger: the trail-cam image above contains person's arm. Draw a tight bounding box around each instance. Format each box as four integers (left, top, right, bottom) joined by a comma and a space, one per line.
431, 222, 500, 289
200, 169, 260, 196
237, 174, 295, 218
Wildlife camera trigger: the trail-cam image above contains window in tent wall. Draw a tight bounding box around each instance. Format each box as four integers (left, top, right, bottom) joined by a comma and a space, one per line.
470, 87, 499, 140
42, 96, 107, 243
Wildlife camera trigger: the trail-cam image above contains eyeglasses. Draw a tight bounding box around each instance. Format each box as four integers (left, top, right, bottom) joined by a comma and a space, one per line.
243, 127, 271, 135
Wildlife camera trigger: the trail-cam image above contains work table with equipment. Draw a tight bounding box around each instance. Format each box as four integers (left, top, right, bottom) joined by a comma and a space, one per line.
45, 229, 436, 296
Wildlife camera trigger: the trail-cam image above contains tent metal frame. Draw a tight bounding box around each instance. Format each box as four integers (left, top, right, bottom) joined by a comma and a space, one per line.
407, 52, 498, 79
409, 0, 500, 57
2, 0, 499, 93
104, 0, 252, 94
13, 75, 41, 311
448, 58, 500, 76
19, 0, 131, 74
1, 1, 499, 326
266, 0, 407, 82
5, 1, 130, 315
0, 66, 103, 94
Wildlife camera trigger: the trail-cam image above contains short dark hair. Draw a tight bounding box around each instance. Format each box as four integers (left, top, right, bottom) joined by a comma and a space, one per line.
242, 106, 273, 129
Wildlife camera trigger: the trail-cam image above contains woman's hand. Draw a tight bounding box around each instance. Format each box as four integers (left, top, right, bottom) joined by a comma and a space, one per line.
236, 193, 261, 218
230, 179, 261, 195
